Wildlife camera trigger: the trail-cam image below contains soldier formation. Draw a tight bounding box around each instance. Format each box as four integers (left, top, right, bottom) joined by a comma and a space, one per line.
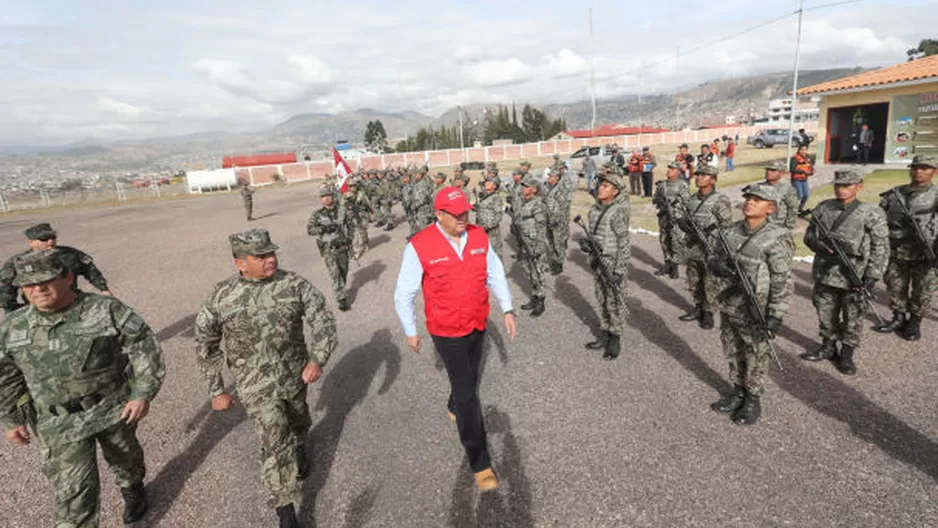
0, 149, 936, 527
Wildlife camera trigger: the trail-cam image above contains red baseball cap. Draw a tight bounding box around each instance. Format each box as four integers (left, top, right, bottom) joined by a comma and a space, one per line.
434, 186, 473, 215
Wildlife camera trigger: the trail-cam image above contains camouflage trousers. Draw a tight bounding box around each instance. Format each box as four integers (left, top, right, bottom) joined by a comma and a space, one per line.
883, 258, 938, 316
812, 283, 867, 348
376, 200, 393, 225
685, 255, 719, 312
719, 314, 772, 396
485, 226, 503, 262
322, 246, 350, 302
594, 272, 628, 335
657, 220, 684, 266
521, 247, 546, 298
243, 198, 253, 220
351, 223, 369, 261
39, 420, 145, 528
546, 221, 569, 270
244, 387, 311, 508
406, 213, 420, 238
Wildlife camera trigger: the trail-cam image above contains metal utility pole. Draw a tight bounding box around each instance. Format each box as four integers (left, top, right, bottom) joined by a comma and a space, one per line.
786, 0, 805, 165
675, 46, 681, 130
589, 6, 597, 136
458, 105, 465, 150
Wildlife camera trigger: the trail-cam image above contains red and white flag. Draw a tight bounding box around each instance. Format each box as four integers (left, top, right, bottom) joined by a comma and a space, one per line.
333, 147, 352, 194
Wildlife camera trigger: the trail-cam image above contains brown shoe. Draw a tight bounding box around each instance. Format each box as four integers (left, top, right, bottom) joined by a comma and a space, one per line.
474, 468, 499, 492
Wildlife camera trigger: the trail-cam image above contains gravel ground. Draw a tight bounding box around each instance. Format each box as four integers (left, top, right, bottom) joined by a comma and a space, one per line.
0, 183, 936, 528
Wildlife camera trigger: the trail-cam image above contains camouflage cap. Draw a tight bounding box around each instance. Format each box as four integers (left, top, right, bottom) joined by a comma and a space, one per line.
229, 228, 280, 257
548, 167, 562, 177
24, 222, 57, 240
598, 172, 625, 191
416, 167, 428, 175
454, 173, 470, 183
764, 160, 787, 172
512, 168, 523, 176
434, 172, 447, 181
318, 184, 335, 197
667, 159, 684, 170
833, 169, 863, 185
367, 169, 377, 175
911, 155, 937, 169
520, 174, 541, 188
12, 249, 67, 287
347, 177, 360, 187
519, 159, 532, 167
741, 183, 779, 204
694, 164, 719, 178
454, 166, 464, 173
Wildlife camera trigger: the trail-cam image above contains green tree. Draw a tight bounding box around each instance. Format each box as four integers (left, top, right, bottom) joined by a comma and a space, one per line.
907, 38, 938, 61
363, 120, 389, 152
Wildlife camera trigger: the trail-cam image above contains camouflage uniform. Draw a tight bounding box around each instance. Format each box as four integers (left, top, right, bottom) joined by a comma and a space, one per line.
652, 168, 690, 273
343, 180, 373, 260
474, 180, 505, 260
1, 224, 110, 313
586, 174, 631, 340
399, 175, 418, 238
680, 168, 733, 319
240, 183, 254, 221
0, 250, 164, 528
544, 170, 570, 273
195, 229, 337, 510
764, 160, 799, 252
453, 172, 471, 202
412, 171, 436, 231
307, 188, 353, 308
804, 171, 888, 361
516, 176, 548, 310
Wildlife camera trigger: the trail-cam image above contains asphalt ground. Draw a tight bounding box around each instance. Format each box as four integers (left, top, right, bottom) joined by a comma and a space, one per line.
0, 183, 936, 528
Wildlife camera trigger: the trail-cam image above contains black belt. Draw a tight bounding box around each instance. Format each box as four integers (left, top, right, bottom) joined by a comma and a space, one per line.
48, 393, 104, 416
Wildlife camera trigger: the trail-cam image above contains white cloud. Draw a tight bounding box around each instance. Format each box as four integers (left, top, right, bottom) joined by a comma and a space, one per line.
96, 98, 142, 120
462, 58, 538, 87
541, 49, 589, 78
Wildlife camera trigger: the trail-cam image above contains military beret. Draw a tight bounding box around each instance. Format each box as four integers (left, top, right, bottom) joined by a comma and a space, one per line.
12, 249, 67, 287
741, 183, 778, 204
764, 160, 787, 172
24, 223, 56, 240
520, 174, 541, 188
911, 155, 937, 169
598, 172, 625, 191
229, 228, 280, 257
833, 170, 863, 185
694, 165, 719, 178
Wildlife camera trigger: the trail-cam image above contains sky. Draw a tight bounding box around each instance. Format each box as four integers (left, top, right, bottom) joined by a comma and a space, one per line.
0, 0, 933, 145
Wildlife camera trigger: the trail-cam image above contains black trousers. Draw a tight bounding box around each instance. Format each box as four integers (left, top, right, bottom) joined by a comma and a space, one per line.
859, 144, 872, 163
641, 172, 654, 197
432, 329, 491, 473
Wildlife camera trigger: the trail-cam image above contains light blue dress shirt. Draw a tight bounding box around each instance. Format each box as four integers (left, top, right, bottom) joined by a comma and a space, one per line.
394, 223, 514, 337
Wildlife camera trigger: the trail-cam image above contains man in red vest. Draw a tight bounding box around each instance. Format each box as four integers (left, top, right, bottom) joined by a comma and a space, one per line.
393, 187, 517, 492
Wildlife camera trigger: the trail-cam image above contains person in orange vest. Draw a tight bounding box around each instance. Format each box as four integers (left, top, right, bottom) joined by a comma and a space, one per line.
789, 144, 813, 215
711, 138, 721, 157
675, 143, 695, 180
627, 148, 643, 196
724, 138, 736, 172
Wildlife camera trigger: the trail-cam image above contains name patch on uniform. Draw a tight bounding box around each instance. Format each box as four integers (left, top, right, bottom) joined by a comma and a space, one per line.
429, 257, 450, 265
8, 329, 29, 347
469, 247, 486, 255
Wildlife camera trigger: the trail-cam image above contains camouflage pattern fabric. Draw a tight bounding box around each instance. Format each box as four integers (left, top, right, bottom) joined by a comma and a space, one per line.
307, 204, 353, 303
475, 189, 505, 260
411, 176, 435, 230
879, 182, 938, 316
375, 175, 394, 226
587, 192, 631, 335
517, 195, 548, 298
1, 246, 110, 313
544, 178, 570, 270
767, 180, 799, 230
883, 259, 938, 316
653, 179, 690, 267
343, 188, 373, 261
682, 189, 732, 309
241, 185, 254, 220
194, 269, 337, 507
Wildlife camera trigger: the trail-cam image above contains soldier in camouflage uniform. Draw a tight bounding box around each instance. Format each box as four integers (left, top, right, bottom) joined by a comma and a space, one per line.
399, 171, 418, 240
241, 181, 255, 221
307, 185, 353, 312
802, 170, 888, 374
652, 160, 690, 279
763, 160, 799, 252
453, 170, 471, 201
411, 168, 436, 232
1, 223, 112, 313
677, 165, 733, 329
363, 170, 378, 224
475, 175, 505, 260
708, 184, 792, 425
505, 169, 524, 216
343, 178, 373, 261
580, 171, 631, 360
195, 229, 337, 528
515, 175, 548, 317
432, 171, 448, 196
544, 167, 569, 275
0, 250, 164, 527
373, 170, 391, 230
873, 155, 938, 341
519, 159, 532, 176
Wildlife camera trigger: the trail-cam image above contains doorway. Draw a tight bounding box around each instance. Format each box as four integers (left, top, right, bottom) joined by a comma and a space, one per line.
825, 102, 889, 163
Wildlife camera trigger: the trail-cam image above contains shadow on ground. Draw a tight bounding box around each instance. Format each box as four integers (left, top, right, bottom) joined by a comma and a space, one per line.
348, 260, 387, 305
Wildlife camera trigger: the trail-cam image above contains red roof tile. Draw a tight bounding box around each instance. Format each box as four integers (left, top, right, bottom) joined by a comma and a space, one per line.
799, 55, 938, 96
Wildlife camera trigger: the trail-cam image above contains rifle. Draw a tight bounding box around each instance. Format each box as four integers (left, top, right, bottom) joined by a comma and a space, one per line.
881, 188, 938, 271
711, 224, 783, 371
17, 394, 37, 437
672, 199, 713, 255
573, 215, 624, 303
806, 209, 886, 327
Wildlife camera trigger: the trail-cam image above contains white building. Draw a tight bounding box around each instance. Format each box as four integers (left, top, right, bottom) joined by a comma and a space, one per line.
767, 97, 820, 123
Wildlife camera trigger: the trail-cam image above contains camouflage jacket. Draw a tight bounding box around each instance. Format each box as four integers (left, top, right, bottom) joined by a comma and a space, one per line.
805, 199, 889, 289
713, 219, 793, 321
652, 179, 690, 222
475, 190, 504, 231
194, 270, 337, 405
411, 178, 434, 217
307, 204, 351, 254
544, 181, 568, 228
587, 193, 631, 278
0, 293, 164, 443
767, 180, 799, 230
342, 189, 373, 225
516, 196, 548, 256
1, 247, 110, 313
879, 182, 938, 261
505, 181, 523, 216
683, 189, 733, 258
399, 182, 414, 211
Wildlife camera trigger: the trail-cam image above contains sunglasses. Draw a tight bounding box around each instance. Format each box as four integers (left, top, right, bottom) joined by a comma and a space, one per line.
35, 236, 56, 242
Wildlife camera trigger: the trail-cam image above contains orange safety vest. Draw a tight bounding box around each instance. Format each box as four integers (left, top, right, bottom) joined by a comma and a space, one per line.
792, 154, 813, 181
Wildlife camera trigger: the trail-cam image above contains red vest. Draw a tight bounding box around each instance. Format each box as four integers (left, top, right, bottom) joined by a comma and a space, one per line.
411, 224, 490, 337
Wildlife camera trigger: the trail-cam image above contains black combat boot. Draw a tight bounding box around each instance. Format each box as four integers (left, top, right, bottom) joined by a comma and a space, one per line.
731, 390, 762, 425
530, 297, 546, 317
121, 481, 148, 524
699, 311, 714, 330
873, 311, 906, 333
276, 504, 302, 528
296, 443, 310, 481
384, 223, 394, 231
902, 315, 922, 341
337, 299, 350, 312
710, 384, 745, 413
679, 304, 702, 322
549, 264, 562, 275
836, 344, 857, 375
603, 333, 620, 360
669, 265, 680, 279
654, 263, 671, 276
800, 338, 836, 361
520, 298, 537, 310
375, 220, 386, 228
586, 331, 609, 350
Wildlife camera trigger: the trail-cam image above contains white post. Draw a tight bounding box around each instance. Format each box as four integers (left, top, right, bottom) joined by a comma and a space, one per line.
248, 168, 255, 185
786, 0, 805, 165
0, 192, 7, 212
